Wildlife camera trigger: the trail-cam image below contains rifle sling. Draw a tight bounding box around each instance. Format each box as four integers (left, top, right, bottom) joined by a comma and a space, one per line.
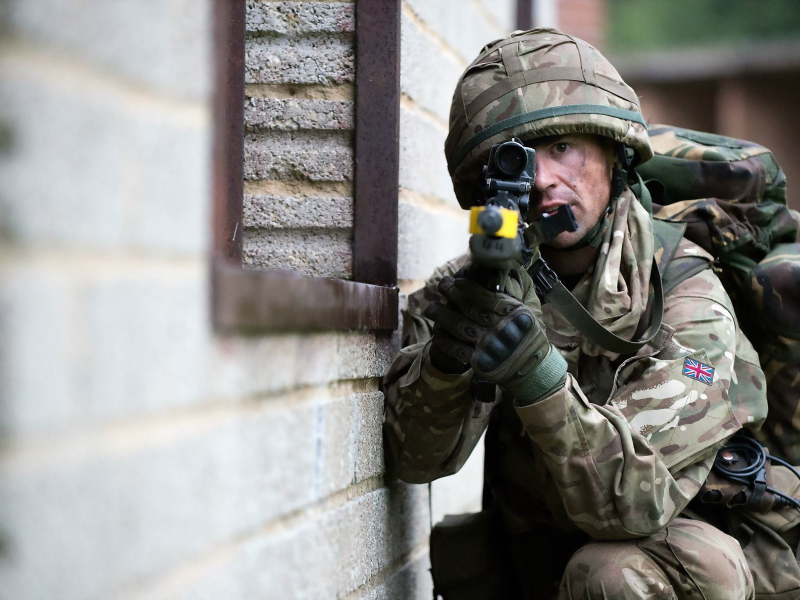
540, 258, 665, 355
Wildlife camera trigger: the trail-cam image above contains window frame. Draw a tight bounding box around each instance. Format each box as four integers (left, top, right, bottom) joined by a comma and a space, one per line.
210, 0, 400, 333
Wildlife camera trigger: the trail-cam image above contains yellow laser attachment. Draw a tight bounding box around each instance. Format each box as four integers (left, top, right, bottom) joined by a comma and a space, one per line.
469, 206, 518, 239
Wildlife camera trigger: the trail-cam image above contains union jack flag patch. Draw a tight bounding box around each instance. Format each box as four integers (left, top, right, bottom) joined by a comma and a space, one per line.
683, 358, 715, 384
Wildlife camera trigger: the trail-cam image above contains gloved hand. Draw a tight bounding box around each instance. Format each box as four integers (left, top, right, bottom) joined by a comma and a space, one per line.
423, 267, 567, 405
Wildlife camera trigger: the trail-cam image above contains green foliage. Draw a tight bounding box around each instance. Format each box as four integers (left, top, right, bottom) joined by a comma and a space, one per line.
607, 0, 800, 54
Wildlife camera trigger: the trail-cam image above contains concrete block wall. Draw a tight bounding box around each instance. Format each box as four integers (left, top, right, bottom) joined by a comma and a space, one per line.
0, 1, 514, 598
243, 0, 356, 278
398, 0, 514, 289
397, 0, 515, 535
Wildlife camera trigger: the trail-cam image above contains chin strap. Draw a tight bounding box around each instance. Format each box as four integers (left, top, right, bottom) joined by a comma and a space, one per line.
546, 144, 632, 253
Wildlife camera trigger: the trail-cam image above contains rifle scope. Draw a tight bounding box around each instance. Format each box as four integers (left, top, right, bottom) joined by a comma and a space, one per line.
493, 140, 528, 177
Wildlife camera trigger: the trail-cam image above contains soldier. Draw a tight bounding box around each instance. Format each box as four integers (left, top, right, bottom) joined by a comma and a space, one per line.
382, 29, 774, 599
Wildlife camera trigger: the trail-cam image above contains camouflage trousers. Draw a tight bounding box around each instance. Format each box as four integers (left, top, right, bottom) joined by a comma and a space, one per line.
557, 518, 754, 600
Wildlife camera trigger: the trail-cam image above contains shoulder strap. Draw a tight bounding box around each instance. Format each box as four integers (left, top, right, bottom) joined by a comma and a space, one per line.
662, 256, 712, 296
528, 192, 704, 355
653, 218, 712, 296
653, 218, 686, 272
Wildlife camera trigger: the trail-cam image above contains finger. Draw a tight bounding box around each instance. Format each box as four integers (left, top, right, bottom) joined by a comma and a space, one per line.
495, 319, 524, 347
438, 277, 494, 320
431, 328, 474, 365
495, 314, 533, 347
423, 301, 482, 344
474, 314, 535, 374
439, 277, 520, 321
475, 335, 514, 373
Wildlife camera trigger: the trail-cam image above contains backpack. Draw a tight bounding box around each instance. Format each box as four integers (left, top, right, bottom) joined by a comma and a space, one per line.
635, 124, 800, 465
632, 126, 800, 599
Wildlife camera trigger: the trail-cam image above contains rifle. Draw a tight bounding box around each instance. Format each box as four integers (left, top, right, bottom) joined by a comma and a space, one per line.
469, 138, 577, 287
467, 138, 578, 402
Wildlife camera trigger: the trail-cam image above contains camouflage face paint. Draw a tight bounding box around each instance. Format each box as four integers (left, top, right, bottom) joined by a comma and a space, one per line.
528, 133, 615, 248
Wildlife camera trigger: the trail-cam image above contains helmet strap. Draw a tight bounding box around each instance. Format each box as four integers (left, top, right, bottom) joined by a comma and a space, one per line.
610, 143, 633, 200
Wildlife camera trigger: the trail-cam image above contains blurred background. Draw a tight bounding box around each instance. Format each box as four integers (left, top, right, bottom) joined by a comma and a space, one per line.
0, 1, 797, 599
534, 0, 800, 208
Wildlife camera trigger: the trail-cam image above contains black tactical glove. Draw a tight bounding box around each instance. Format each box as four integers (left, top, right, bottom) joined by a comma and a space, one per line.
423, 268, 567, 405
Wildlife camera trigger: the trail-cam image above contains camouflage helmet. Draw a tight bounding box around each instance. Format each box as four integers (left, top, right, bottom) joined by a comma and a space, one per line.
445, 28, 653, 209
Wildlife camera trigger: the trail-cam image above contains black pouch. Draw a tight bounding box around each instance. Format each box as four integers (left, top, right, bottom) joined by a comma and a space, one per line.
430, 511, 509, 600
690, 461, 800, 600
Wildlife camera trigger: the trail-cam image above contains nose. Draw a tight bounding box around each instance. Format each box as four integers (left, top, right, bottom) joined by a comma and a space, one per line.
534, 152, 558, 193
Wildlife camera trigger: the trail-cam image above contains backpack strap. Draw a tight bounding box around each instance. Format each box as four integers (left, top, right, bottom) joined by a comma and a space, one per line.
629, 171, 654, 215
653, 218, 686, 272
618, 218, 685, 343
653, 218, 713, 296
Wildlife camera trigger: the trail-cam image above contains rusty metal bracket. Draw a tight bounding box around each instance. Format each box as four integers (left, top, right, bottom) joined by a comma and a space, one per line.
211, 0, 245, 265
354, 0, 401, 286
213, 262, 398, 332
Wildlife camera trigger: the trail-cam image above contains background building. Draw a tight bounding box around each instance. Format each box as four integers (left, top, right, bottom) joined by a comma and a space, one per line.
0, 1, 796, 599
606, 0, 800, 210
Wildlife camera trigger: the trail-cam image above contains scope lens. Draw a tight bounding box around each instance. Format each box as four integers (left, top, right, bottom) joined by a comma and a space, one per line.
495, 143, 527, 176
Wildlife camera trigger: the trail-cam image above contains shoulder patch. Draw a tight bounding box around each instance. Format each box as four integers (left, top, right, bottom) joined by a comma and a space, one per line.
683, 357, 715, 385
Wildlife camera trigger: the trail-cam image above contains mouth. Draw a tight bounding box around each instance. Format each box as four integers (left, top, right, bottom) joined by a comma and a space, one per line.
534, 201, 569, 219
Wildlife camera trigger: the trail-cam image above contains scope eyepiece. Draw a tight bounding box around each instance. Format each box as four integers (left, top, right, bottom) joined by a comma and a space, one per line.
493, 140, 528, 177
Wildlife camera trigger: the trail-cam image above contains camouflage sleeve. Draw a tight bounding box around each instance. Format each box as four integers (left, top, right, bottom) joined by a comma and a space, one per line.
382, 255, 495, 484
514, 267, 764, 540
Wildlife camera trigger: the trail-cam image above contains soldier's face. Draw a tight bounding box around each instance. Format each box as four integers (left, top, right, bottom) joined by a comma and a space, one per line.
528, 133, 615, 248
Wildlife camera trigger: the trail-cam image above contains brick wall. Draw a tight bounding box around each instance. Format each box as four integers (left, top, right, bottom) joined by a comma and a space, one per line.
0, 1, 514, 598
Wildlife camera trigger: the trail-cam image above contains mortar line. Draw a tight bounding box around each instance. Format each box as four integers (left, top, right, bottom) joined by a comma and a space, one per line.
400, 93, 449, 133
112, 475, 387, 600
245, 27, 354, 40
0, 39, 208, 121
245, 128, 353, 141
243, 179, 354, 197
399, 187, 465, 215
0, 250, 204, 275
250, 0, 355, 3
245, 82, 355, 101
468, 0, 510, 35
0, 378, 382, 467
340, 539, 431, 600
260, 476, 387, 538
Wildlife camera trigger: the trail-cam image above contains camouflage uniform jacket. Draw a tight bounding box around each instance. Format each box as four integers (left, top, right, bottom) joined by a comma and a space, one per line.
383, 234, 768, 541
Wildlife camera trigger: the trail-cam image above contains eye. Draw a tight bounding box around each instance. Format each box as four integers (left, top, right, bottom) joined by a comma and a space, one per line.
554, 142, 569, 154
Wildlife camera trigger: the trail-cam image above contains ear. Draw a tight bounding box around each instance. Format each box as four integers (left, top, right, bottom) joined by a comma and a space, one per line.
606, 140, 621, 167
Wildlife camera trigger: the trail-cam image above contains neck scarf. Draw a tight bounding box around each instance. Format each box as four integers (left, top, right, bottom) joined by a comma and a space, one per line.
542, 187, 654, 359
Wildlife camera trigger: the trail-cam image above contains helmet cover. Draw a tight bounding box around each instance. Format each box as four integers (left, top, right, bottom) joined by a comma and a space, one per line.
445, 28, 652, 209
